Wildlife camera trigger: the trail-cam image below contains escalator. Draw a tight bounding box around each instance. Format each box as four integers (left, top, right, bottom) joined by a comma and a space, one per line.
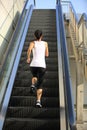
2, 9, 60, 130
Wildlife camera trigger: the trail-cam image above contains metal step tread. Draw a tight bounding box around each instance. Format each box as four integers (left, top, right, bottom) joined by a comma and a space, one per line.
12, 87, 59, 97
3, 118, 59, 130
14, 79, 59, 87
9, 96, 59, 107
7, 107, 59, 118
15, 71, 58, 80
18, 64, 58, 71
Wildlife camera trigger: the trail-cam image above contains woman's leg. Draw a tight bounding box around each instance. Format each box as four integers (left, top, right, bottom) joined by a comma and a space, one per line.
30, 67, 38, 93
36, 68, 46, 107
37, 88, 43, 101
32, 77, 37, 85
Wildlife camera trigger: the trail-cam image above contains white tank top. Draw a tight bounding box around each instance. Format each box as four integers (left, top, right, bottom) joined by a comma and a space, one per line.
30, 41, 46, 68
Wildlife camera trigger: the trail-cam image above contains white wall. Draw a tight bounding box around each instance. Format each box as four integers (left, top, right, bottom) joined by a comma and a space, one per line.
0, 0, 25, 63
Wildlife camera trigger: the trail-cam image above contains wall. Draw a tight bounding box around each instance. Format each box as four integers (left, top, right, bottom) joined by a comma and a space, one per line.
0, 0, 25, 64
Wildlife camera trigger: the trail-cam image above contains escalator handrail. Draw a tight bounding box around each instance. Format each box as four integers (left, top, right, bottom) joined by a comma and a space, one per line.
0, 4, 33, 130
56, 4, 67, 130
56, 1, 76, 129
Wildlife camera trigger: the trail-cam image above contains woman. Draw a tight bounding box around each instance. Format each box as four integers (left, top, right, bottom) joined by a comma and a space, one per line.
27, 30, 49, 108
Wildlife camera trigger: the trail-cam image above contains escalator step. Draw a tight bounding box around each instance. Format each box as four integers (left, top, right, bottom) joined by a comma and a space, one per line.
21, 51, 58, 57
19, 57, 58, 65
23, 46, 57, 52
12, 87, 59, 97
18, 64, 58, 71
7, 107, 59, 118
15, 71, 58, 79
24, 41, 57, 46
14, 79, 58, 88
3, 118, 60, 130
9, 96, 59, 107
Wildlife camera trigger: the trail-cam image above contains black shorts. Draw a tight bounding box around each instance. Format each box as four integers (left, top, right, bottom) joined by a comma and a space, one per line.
30, 67, 46, 77
30, 67, 46, 89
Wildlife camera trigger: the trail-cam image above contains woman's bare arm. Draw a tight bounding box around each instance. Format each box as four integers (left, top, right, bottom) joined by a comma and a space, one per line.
27, 42, 34, 63
45, 42, 49, 57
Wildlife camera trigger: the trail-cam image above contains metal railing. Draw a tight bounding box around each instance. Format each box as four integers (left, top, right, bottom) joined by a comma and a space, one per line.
62, 1, 87, 48
56, 1, 76, 129
0, 0, 35, 129
69, 2, 87, 45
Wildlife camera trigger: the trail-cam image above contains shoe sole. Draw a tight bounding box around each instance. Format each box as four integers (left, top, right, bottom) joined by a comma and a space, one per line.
36, 103, 42, 108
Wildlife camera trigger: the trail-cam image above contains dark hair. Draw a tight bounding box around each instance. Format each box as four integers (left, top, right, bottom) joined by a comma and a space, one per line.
34, 30, 42, 40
